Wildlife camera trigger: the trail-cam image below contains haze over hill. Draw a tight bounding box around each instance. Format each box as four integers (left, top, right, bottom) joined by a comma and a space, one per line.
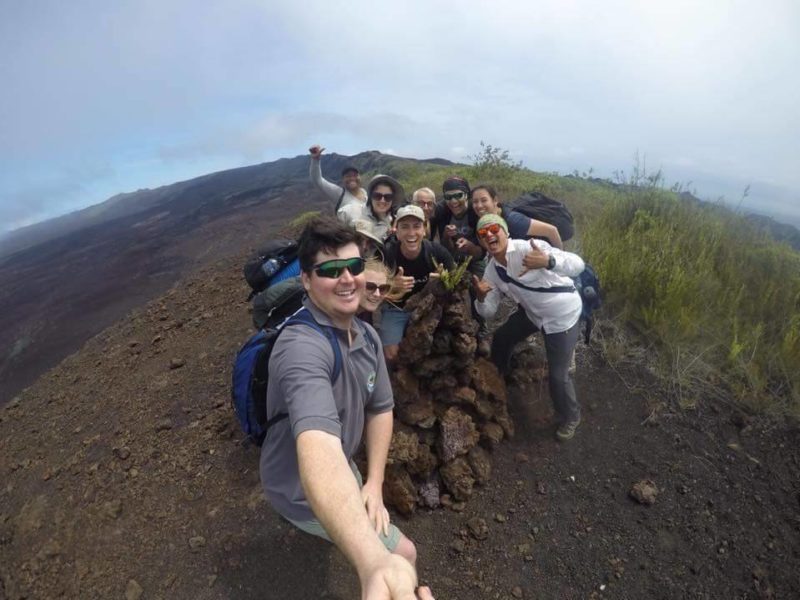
0, 151, 452, 404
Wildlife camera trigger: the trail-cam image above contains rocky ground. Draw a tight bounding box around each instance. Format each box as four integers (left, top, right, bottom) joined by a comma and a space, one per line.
1, 253, 799, 599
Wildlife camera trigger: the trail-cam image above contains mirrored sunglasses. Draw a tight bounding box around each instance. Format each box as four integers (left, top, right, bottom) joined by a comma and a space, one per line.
365, 282, 391, 294
313, 257, 366, 278
371, 192, 395, 202
477, 223, 503, 238
444, 191, 466, 202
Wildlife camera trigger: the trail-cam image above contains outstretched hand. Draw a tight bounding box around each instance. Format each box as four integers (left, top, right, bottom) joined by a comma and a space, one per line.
471, 275, 493, 302
520, 240, 550, 275
309, 144, 325, 159
362, 554, 434, 600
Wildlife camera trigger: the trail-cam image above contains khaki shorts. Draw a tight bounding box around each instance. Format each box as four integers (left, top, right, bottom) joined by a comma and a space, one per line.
285, 463, 403, 552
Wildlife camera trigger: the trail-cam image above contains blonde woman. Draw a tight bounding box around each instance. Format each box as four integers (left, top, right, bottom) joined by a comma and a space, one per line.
358, 257, 394, 325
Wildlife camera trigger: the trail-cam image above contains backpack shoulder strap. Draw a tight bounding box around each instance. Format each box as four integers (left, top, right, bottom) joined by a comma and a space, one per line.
283, 308, 343, 382
334, 187, 346, 213
493, 264, 575, 294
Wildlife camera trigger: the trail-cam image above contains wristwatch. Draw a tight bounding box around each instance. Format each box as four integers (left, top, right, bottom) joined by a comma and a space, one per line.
546, 254, 556, 270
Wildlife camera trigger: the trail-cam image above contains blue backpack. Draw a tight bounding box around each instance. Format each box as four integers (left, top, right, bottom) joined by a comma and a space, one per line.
493, 262, 602, 344
231, 308, 343, 446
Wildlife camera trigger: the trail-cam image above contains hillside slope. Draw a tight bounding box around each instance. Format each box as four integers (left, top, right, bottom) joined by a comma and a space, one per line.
0, 151, 453, 404
1, 252, 798, 599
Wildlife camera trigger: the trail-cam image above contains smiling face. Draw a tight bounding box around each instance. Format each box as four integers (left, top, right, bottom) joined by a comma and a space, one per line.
471, 188, 500, 217
443, 190, 468, 217
359, 269, 389, 313
477, 222, 509, 258
342, 170, 361, 192
301, 242, 365, 328
370, 183, 394, 217
395, 217, 426, 257
413, 191, 436, 220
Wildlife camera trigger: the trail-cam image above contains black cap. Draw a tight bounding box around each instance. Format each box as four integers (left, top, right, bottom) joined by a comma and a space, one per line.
341, 165, 359, 177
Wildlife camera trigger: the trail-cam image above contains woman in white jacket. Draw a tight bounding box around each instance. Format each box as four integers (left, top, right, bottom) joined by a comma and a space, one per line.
472, 214, 585, 441
337, 174, 404, 242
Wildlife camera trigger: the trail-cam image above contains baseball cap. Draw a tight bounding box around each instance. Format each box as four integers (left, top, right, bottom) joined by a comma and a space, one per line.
395, 204, 425, 223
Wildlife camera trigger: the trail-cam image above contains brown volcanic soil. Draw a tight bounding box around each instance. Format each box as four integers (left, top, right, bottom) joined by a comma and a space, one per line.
1, 254, 799, 599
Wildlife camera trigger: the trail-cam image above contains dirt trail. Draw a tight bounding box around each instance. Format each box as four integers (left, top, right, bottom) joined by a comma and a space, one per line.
1, 254, 798, 599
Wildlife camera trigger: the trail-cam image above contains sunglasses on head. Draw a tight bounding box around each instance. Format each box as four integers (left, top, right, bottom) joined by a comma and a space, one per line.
444, 191, 466, 202
371, 192, 394, 202
313, 257, 365, 278
365, 281, 391, 294
477, 223, 504, 238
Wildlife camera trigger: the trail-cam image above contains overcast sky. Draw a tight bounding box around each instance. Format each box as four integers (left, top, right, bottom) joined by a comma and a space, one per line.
2, 0, 798, 233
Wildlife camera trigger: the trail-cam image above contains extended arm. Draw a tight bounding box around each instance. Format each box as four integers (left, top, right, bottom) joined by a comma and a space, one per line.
309, 153, 346, 203
297, 430, 420, 598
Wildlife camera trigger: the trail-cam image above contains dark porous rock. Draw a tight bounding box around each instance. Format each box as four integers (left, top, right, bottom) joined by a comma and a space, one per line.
452, 386, 477, 408
480, 422, 505, 447
494, 404, 515, 439
472, 358, 508, 405
411, 354, 454, 379
395, 393, 436, 429
467, 516, 489, 541
431, 328, 453, 354
418, 480, 441, 509
440, 457, 475, 501
406, 443, 438, 478
452, 332, 477, 357
429, 373, 459, 392
399, 301, 442, 364
442, 299, 478, 335
467, 445, 492, 485
388, 429, 420, 465
391, 367, 419, 400
383, 465, 417, 516
438, 407, 480, 462
630, 480, 659, 505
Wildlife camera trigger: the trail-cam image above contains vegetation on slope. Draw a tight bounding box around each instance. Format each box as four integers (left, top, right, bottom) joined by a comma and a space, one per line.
387, 145, 800, 416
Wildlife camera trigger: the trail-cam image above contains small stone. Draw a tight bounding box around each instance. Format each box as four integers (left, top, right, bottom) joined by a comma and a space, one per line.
466, 517, 489, 541
629, 480, 658, 506
517, 543, 531, 555
450, 539, 466, 554
189, 536, 206, 551
512, 586, 524, 598
514, 452, 529, 463
103, 500, 123, 519
113, 447, 131, 460
494, 513, 507, 523
169, 358, 186, 370
155, 418, 173, 432
125, 579, 143, 600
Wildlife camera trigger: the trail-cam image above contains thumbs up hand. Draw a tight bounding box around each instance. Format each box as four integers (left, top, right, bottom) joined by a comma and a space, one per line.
396, 266, 415, 292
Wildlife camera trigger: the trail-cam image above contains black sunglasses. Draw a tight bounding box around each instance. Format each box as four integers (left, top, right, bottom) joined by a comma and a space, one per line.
365, 281, 391, 294
371, 192, 395, 202
313, 257, 366, 278
444, 191, 466, 202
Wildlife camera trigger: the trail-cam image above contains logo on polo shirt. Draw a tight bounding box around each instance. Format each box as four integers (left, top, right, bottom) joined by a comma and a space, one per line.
367, 371, 376, 393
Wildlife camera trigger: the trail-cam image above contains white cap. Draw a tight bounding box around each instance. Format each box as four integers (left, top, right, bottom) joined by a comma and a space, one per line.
394, 204, 425, 222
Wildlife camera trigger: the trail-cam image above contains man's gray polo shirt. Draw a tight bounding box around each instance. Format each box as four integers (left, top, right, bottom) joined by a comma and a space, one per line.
259, 298, 393, 522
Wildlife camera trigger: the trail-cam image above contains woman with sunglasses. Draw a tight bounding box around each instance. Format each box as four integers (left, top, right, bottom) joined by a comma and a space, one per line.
358, 257, 394, 325
470, 184, 563, 249
472, 214, 585, 442
337, 174, 405, 242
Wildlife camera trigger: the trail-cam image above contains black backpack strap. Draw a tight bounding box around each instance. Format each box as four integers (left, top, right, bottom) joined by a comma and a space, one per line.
334, 187, 346, 213
494, 264, 575, 294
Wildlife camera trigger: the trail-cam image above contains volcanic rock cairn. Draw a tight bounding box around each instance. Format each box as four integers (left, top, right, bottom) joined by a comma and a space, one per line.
383, 278, 513, 514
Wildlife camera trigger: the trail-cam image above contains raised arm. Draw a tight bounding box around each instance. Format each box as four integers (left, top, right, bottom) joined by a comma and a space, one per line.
526, 219, 563, 249
309, 145, 346, 203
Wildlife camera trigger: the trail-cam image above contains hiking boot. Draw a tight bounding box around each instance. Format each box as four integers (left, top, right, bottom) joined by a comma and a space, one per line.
555, 418, 581, 441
